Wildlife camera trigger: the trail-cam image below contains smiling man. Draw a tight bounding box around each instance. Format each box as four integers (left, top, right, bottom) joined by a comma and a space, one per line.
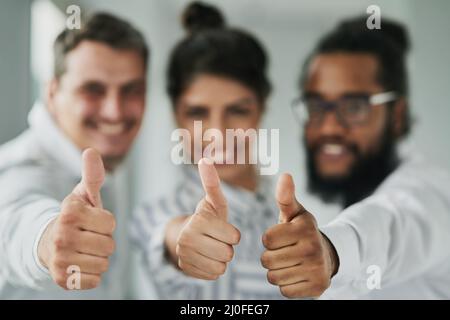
261, 17, 450, 299
0, 13, 148, 299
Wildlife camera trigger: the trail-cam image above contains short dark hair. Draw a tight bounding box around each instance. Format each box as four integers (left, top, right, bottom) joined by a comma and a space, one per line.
300, 16, 412, 137
167, 1, 271, 107
53, 12, 149, 79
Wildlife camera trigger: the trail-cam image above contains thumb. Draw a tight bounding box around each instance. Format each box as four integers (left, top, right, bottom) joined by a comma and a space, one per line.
74, 148, 105, 208
198, 158, 227, 220
276, 173, 305, 223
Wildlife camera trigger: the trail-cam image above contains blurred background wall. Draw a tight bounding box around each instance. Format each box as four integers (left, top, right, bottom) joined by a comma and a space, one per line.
0, 0, 31, 146
0, 0, 449, 214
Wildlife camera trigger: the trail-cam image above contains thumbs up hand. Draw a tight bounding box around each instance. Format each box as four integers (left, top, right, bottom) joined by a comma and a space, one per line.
38, 148, 116, 290
176, 158, 241, 280
260, 174, 339, 298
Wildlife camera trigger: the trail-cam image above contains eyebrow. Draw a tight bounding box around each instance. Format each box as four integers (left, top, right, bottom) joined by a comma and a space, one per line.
225, 97, 256, 107
182, 97, 256, 108
303, 91, 371, 99
120, 79, 147, 90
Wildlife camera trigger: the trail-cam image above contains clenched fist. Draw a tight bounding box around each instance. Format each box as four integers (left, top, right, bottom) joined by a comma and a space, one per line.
175, 158, 241, 280
37, 148, 116, 290
261, 174, 339, 298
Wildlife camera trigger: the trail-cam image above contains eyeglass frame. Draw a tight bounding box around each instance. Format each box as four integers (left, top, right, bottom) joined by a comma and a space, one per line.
291, 91, 398, 127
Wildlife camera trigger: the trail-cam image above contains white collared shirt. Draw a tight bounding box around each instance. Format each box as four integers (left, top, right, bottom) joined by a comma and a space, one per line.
320, 156, 450, 299
0, 102, 132, 299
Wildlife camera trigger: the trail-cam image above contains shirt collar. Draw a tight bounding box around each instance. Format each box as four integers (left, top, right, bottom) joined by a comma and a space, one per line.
28, 101, 115, 184
181, 164, 276, 221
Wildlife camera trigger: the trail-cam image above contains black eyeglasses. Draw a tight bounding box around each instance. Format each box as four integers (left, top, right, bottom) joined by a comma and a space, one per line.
291, 91, 397, 127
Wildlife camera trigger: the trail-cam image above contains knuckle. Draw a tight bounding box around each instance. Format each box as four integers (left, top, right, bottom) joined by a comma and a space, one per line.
177, 232, 190, 248
53, 273, 68, 289
224, 246, 234, 262
106, 239, 115, 256
280, 286, 295, 298
260, 252, 272, 269
59, 210, 81, 226
87, 275, 101, 289
267, 271, 279, 285
208, 274, 219, 281
53, 232, 70, 250
302, 239, 320, 256
312, 285, 327, 297
262, 232, 274, 249
99, 259, 110, 273
102, 210, 116, 233
317, 274, 331, 290
215, 262, 227, 275
231, 228, 241, 245
52, 256, 68, 270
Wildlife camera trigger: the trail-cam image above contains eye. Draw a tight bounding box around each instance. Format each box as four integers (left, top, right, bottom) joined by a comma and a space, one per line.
227, 104, 251, 116
81, 83, 105, 98
122, 83, 146, 97
342, 99, 367, 114
305, 98, 325, 113
184, 106, 208, 118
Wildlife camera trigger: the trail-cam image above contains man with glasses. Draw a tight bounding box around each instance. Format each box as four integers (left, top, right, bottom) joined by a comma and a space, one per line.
261, 17, 450, 299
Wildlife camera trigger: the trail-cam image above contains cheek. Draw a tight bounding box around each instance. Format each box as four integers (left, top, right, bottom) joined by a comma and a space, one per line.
126, 103, 146, 122
350, 111, 388, 154
56, 95, 95, 126
304, 125, 319, 147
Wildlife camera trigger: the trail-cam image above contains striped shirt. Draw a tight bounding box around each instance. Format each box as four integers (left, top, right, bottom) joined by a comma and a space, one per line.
131, 166, 287, 299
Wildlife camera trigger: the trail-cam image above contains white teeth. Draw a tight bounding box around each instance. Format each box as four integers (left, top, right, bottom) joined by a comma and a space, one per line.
322, 144, 345, 156
97, 123, 126, 135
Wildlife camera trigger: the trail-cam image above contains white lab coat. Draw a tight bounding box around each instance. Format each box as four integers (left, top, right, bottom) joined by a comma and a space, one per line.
320, 155, 450, 299
0, 102, 132, 299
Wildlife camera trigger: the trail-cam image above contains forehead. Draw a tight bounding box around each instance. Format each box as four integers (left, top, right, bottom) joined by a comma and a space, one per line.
305, 53, 383, 97
62, 40, 146, 84
181, 74, 256, 105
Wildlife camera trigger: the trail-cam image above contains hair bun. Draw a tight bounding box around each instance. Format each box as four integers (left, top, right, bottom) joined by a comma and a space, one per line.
182, 1, 226, 34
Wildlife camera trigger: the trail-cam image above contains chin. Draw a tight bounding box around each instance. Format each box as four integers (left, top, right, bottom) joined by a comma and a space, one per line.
318, 168, 350, 180
95, 144, 129, 167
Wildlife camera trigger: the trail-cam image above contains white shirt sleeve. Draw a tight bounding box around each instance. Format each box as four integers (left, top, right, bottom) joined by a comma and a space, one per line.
0, 168, 60, 289
320, 161, 450, 297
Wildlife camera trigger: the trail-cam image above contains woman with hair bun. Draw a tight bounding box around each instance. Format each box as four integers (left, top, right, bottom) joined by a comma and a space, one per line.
131, 2, 285, 299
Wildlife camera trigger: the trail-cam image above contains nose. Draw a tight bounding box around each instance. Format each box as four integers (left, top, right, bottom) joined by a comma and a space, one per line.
99, 91, 123, 122
318, 111, 346, 136
205, 112, 226, 134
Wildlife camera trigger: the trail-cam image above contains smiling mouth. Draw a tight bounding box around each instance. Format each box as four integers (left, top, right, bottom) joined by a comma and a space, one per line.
316, 143, 354, 160
96, 123, 128, 136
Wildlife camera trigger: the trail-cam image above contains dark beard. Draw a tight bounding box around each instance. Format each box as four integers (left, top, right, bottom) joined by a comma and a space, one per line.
305, 127, 399, 208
